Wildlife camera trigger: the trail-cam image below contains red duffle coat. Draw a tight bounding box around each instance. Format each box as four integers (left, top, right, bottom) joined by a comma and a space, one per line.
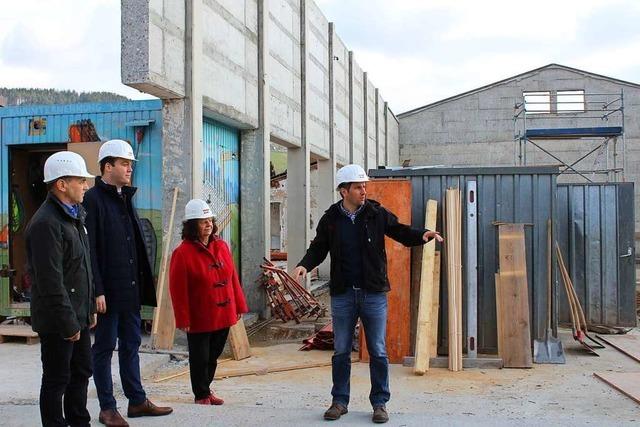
169, 237, 248, 333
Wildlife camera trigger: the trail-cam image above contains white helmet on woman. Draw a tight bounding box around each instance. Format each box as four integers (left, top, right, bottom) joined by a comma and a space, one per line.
183, 199, 215, 222
43, 151, 94, 183
335, 164, 369, 188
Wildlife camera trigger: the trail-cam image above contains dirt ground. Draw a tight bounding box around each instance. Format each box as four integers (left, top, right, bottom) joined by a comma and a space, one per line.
1, 323, 639, 426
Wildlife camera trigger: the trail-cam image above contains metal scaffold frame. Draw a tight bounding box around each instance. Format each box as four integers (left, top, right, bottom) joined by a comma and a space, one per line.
513, 90, 625, 182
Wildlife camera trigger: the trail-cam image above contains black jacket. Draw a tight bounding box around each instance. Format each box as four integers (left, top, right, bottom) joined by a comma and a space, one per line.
25, 193, 95, 337
297, 199, 428, 295
83, 177, 157, 310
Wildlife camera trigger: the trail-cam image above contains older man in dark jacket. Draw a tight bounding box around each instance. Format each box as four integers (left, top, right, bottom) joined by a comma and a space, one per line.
26, 151, 96, 427
83, 139, 171, 426
294, 164, 443, 424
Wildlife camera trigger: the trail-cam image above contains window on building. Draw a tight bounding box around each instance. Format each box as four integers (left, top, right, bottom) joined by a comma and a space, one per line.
524, 91, 551, 114
557, 90, 585, 112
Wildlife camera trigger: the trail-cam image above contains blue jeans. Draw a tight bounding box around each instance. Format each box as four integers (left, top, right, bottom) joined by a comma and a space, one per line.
331, 287, 390, 408
92, 310, 146, 410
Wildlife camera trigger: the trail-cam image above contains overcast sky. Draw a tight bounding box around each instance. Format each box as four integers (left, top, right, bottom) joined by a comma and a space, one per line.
2, 0, 640, 113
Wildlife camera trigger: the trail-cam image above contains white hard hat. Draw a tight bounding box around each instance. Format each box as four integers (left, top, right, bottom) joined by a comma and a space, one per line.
98, 139, 136, 162
183, 199, 215, 222
43, 151, 94, 183
335, 164, 369, 188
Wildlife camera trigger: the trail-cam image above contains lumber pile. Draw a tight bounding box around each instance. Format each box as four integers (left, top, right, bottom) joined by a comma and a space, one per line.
260, 259, 325, 323
445, 188, 463, 371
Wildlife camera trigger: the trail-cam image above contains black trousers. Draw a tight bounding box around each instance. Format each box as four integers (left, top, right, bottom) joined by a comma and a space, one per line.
39, 328, 92, 427
186, 328, 230, 400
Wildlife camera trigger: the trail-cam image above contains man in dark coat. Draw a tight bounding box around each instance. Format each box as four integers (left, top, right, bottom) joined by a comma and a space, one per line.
26, 151, 96, 427
83, 139, 172, 426
293, 164, 443, 424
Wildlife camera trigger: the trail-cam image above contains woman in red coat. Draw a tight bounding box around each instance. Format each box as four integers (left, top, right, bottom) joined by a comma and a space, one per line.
169, 199, 248, 405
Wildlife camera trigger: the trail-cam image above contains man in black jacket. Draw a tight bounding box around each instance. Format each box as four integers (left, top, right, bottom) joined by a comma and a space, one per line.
83, 139, 172, 426
294, 164, 442, 424
25, 151, 96, 427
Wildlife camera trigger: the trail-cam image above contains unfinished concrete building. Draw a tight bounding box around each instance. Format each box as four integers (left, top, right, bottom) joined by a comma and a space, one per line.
120, 0, 400, 315
398, 63, 640, 245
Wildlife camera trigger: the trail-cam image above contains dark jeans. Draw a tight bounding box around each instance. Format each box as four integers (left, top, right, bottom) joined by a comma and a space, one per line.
331, 287, 389, 408
186, 328, 230, 400
92, 310, 146, 410
39, 328, 92, 427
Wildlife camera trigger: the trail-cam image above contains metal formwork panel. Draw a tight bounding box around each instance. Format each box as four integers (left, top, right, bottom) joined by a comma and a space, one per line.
370, 166, 558, 355
202, 118, 240, 265
556, 183, 636, 327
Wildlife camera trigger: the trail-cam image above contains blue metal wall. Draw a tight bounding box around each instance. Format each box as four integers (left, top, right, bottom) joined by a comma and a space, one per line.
0, 100, 164, 315
202, 118, 240, 265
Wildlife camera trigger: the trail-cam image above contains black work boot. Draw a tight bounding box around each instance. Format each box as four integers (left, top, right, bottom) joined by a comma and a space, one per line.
372, 406, 389, 424
323, 403, 348, 421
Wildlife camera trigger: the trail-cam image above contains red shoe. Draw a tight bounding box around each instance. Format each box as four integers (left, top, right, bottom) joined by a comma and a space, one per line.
208, 393, 224, 405
195, 397, 211, 405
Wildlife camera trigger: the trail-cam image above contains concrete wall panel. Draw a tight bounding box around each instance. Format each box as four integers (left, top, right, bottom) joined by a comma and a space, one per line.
269, 0, 302, 145
365, 78, 377, 167
332, 33, 349, 165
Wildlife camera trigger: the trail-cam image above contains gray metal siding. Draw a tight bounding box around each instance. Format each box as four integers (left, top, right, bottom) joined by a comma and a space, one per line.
556, 183, 636, 327
370, 166, 558, 354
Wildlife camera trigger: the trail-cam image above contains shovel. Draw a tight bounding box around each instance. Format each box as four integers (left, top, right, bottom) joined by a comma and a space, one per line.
534, 219, 566, 364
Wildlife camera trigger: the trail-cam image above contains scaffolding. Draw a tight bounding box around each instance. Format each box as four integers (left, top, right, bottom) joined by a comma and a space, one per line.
513, 90, 625, 182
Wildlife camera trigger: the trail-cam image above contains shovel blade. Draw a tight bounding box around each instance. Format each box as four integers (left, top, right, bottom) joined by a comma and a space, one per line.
534, 336, 566, 364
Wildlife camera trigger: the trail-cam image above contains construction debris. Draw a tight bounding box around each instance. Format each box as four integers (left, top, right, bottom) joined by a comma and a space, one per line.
260, 259, 325, 323
300, 322, 333, 351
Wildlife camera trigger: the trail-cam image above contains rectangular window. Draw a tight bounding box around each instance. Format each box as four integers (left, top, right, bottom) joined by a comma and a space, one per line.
557, 90, 585, 112
524, 91, 551, 114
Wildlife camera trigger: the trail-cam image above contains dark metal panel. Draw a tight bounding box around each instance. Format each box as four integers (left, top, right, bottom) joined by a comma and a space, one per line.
556, 183, 636, 328
617, 184, 637, 326
374, 166, 557, 354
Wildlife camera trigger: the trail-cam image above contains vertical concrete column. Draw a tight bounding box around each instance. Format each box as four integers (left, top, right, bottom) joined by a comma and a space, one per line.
287, 0, 311, 280
348, 51, 354, 163
316, 22, 338, 280
186, 0, 203, 198
375, 88, 380, 167
384, 101, 389, 165
363, 71, 369, 171
162, 100, 193, 247
240, 0, 270, 315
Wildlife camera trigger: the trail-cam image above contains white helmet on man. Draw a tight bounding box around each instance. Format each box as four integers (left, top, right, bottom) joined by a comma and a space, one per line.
98, 139, 136, 162
335, 164, 369, 188
183, 199, 215, 222
43, 151, 94, 183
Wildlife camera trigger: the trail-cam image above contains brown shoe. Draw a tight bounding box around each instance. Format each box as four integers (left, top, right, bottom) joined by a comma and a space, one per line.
127, 399, 173, 418
372, 406, 389, 424
98, 409, 129, 427
323, 403, 348, 421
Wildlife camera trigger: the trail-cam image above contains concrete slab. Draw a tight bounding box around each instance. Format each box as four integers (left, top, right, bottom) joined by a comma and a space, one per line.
1, 330, 640, 426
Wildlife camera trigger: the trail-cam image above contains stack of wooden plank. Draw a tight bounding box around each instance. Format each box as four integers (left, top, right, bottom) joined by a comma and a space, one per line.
260, 259, 325, 323
445, 188, 463, 371
495, 224, 532, 368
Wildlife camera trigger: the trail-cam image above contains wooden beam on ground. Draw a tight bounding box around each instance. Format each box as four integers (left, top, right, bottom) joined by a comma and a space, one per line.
414, 200, 438, 375
594, 372, 640, 404
595, 334, 640, 363
496, 224, 532, 368
228, 318, 251, 360
151, 187, 179, 349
